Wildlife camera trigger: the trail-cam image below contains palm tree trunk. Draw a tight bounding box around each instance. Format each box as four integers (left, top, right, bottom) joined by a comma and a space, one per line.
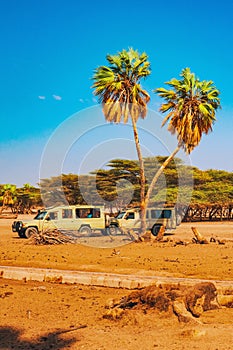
145, 145, 181, 208
131, 116, 147, 235
144, 145, 181, 238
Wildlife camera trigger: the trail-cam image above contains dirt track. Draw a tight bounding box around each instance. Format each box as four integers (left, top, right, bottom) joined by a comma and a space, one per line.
1, 217, 233, 281
0, 217, 233, 349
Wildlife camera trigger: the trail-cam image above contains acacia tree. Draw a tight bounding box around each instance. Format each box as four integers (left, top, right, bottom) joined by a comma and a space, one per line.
0, 184, 17, 213
16, 183, 42, 213
144, 67, 221, 228
92, 48, 151, 233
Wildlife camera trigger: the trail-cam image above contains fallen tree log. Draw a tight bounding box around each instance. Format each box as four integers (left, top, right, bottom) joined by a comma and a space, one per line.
104, 282, 219, 323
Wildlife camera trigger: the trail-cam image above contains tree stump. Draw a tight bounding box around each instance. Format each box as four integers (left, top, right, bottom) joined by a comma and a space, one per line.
154, 225, 165, 242
191, 227, 208, 244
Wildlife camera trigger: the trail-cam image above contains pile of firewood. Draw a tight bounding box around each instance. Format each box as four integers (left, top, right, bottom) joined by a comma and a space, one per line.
27, 229, 76, 245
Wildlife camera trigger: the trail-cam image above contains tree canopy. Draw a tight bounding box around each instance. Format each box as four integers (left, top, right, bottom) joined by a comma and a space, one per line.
1, 159, 233, 213
156, 68, 221, 153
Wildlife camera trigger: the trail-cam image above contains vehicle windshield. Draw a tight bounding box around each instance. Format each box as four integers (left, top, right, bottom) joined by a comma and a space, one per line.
33, 211, 47, 220
116, 212, 126, 219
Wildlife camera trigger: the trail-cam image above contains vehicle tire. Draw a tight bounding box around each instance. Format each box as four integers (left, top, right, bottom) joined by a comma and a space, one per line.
108, 225, 119, 236
79, 225, 92, 236
24, 227, 38, 239
15, 221, 23, 232
18, 231, 25, 238
101, 228, 109, 236
151, 224, 162, 237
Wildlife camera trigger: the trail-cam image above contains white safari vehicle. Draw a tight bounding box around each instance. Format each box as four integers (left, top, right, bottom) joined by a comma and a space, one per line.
12, 205, 107, 238
109, 207, 177, 236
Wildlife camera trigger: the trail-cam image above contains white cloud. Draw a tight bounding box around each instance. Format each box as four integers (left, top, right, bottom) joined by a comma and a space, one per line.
38, 96, 46, 100
79, 98, 84, 103
52, 94, 62, 101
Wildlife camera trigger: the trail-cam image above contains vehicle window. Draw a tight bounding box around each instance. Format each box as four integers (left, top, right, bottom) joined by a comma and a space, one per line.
93, 209, 101, 218
116, 212, 126, 219
49, 211, 58, 220
76, 208, 94, 218
34, 211, 47, 220
151, 209, 172, 219
151, 210, 162, 219
62, 209, 73, 219
126, 212, 135, 219
76, 209, 87, 218
163, 210, 171, 218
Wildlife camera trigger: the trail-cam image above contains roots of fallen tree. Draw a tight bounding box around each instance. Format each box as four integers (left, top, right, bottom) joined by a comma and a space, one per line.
104, 282, 233, 323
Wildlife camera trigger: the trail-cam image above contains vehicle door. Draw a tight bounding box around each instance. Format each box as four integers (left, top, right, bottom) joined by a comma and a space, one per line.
57, 208, 76, 231
42, 210, 59, 231
75, 207, 105, 231
149, 209, 166, 228
121, 211, 140, 229
163, 209, 176, 229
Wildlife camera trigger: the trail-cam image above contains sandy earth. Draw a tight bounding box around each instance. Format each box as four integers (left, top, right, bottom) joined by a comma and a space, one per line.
0, 216, 233, 349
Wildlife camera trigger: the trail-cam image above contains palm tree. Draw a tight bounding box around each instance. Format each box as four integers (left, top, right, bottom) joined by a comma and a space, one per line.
144, 67, 221, 223
92, 48, 151, 234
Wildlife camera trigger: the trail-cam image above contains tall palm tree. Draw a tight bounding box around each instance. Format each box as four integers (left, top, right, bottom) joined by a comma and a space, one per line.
92, 48, 151, 234
145, 67, 221, 223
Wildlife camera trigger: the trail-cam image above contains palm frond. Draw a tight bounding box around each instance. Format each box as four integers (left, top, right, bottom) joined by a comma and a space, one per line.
155, 68, 221, 154
92, 48, 151, 124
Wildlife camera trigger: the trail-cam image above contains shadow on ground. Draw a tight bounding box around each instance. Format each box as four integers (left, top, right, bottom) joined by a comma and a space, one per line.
0, 326, 78, 349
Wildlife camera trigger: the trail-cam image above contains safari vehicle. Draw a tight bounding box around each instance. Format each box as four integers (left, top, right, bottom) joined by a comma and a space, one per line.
12, 205, 107, 238
109, 207, 177, 236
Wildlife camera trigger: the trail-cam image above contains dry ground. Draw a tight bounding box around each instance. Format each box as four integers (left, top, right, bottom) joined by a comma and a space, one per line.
0, 216, 233, 349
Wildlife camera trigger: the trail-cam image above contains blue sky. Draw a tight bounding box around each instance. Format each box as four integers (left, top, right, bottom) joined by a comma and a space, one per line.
0, 0, 233, 186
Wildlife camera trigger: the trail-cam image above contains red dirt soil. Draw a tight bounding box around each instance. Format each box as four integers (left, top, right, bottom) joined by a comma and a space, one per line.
0, 217, 233, 349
